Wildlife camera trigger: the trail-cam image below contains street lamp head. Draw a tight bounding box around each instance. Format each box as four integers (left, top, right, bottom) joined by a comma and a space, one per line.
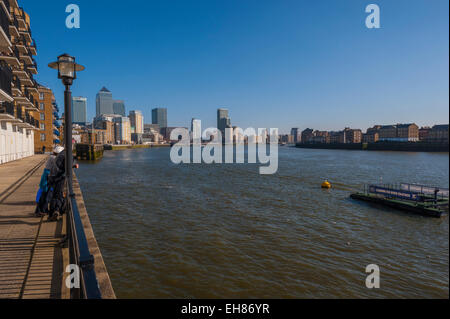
48, 53, 85, 86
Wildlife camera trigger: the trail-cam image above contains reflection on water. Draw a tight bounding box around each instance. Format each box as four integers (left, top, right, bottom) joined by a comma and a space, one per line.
76, 147, 449, 298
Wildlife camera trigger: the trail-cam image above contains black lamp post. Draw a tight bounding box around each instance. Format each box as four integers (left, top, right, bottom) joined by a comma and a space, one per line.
48, 54, 85, 194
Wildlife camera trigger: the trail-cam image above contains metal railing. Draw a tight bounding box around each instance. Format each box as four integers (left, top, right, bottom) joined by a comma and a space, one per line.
0, 60, 12, 95
2, 0, 10, 14
0, 101, 15, 116
0, 1, 10, 39
65, 179, 102, 299
10, 10, 19, 30
363, 183, 449, 203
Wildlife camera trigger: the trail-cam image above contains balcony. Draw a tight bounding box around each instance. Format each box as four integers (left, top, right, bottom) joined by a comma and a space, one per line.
13, 85, 36, 109
1, 0, 11, 20
23, 87, 37, 109
17, 112, 36, 129
14, 34, 27, 54
12, 64, 33, 85
0, 1, 12, 49
19, 25, 31, 43
0, 100, 15, 121
27, 61, 37, 74
13, 7, 26, 30
8, 0, 18, 10
0, 102, 22, 123
53, 101, 59, 113
28, 39, 36, 55
9, 13, 19, 39
27, 77, 38, 93
19, 48, 33, 65
11, 74, 20, 95
0, 60, 13, 102
0, 45, 20, 67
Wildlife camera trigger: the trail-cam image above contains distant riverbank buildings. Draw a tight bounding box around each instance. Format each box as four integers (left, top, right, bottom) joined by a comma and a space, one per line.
90, 87, 147, 145
293, 123, 448, 145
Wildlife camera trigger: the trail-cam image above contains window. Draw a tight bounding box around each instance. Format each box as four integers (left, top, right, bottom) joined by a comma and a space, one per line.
40, 103, 44, 110
40, 113, 45, 121
39, 93, 44, 100
40, 123, 45, 130
40, 134, 46, 141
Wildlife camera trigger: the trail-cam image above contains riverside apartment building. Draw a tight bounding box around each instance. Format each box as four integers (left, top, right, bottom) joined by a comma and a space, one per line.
0, 1, 56, 163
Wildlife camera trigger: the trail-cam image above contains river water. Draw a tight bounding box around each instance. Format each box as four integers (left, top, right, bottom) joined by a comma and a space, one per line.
76, 147, 449, 298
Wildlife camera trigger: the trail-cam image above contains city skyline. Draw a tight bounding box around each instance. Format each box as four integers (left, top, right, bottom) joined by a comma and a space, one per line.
22, 0, 449, 133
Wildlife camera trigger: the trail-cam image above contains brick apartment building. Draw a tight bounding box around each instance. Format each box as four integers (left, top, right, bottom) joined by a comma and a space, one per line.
426, 124, 449, 143
32, 85, 58, 153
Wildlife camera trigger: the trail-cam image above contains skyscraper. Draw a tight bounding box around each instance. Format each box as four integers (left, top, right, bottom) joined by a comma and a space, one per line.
129, 110, 144, 134
72, 97, 87, 125
217, 108, 231, 135
113, 117, 131, 144
191, 118, 201, 140
291, 128, 300, 143
152, 108, 167, 129
113, 100, 126, 116
96, 87, 113, 116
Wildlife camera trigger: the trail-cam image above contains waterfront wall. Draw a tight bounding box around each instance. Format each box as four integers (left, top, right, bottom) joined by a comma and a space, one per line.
76, 144, 104, 160
295, 142, 449, 152
73, 174, 116, 299
0, 123, 35, 164
104, 144, 170, 151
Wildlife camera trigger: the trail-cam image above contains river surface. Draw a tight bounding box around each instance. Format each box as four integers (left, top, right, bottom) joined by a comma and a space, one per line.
76, 147, 449, 298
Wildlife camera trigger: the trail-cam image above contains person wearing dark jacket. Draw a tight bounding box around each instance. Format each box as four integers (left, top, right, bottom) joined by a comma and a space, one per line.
46, 151, 79, 221
34, 146, 64, 217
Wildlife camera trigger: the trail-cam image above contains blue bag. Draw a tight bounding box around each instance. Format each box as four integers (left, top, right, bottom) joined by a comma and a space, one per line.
36, 188, 43, 203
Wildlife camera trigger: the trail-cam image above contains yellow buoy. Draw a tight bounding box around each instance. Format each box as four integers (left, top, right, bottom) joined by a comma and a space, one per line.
322, 180, 331, 189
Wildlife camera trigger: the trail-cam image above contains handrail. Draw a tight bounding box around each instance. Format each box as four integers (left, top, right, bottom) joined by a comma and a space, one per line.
65, 179, 102, 299
0, 60, 12, 95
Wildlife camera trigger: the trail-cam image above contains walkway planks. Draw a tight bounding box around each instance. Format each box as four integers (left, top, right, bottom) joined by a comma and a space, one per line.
0, 155, 65, 299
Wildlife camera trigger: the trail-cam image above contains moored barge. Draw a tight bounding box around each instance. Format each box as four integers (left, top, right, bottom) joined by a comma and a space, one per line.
351, 183, 449, 218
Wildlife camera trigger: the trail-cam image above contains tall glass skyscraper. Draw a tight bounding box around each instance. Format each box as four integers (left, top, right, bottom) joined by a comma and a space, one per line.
152, 108, 167, 129
72, 97, 87, 125
217, 108, 231, 133
96, 87, 114, 116
113, 100, 126, 116
129, 110, 144, 134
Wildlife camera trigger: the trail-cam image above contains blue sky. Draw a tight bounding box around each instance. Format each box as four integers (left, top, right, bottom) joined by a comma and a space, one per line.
22, 0, 449, 133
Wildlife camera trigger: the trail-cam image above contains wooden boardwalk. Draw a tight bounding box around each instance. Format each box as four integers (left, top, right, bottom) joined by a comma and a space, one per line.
0, 155, 66, 299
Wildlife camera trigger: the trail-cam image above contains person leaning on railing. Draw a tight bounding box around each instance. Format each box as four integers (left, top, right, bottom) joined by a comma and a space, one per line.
34, 146, 64, 217
46, 149, 79, 222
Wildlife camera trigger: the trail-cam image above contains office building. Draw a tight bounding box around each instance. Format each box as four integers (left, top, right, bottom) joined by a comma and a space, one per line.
144, 123, 160, 133
301, 128, 314, 144
72, 96, 87, 125
152, 108, 167, 129
129, 110, 144, 134
191, 118, 201, 140
114, 116, 131, 144
96, 87, 113, 116
217, 108, 231, 135
113, 100, 125, 116
0, 3, 42, 163
291, 128, 300, 143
